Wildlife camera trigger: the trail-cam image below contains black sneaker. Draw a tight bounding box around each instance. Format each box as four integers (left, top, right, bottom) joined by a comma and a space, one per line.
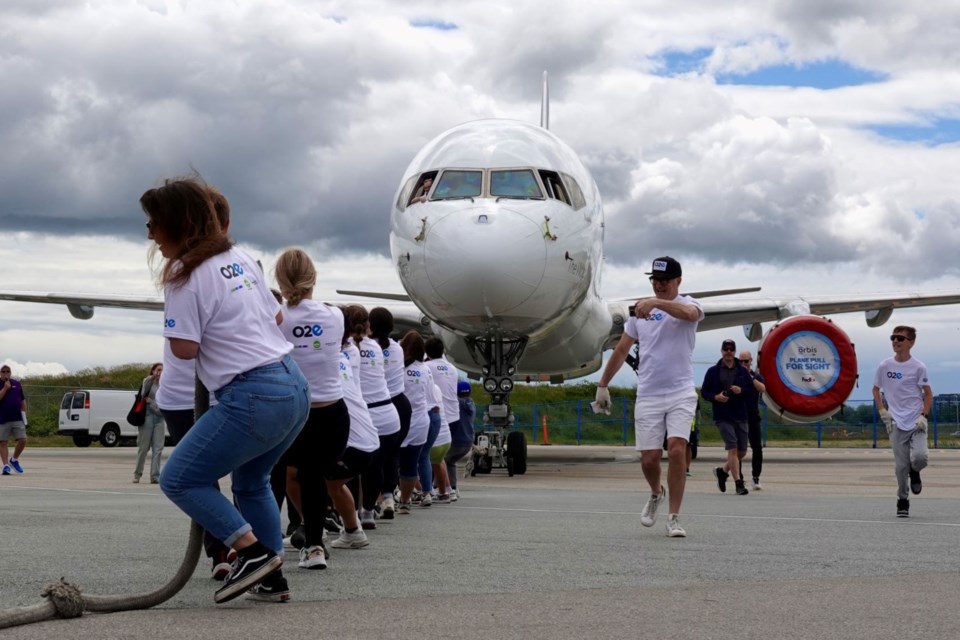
214, 549, 282, 604
735, 480, 749, 496
896, 498, 909, 518
324, 511, 344, 534
247, 572, 290, 603
713, 467, 729, 493
909, 469, 922, 495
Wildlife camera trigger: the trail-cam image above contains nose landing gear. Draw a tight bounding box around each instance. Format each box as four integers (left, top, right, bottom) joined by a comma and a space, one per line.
466, 335, 529, 476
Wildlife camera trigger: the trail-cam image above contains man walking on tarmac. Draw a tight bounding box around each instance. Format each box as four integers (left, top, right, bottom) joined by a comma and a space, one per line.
594, 256, 703, 537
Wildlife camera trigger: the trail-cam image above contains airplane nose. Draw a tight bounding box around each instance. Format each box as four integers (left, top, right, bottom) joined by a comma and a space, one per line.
423, 207, 546, 316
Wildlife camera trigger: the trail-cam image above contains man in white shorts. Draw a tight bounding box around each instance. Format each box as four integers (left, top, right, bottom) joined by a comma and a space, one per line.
595, 256, 703, 537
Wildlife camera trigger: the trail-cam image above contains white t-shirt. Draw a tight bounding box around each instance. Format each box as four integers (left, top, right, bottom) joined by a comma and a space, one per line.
402, 361, 433, 447
163, 247, 290, 391
338, 351, 379, 453
357, 337, 392, 404
381, 338, 405, 397
432, 383, 452, 447
426, 356, 460, 426
873, 356, 930, 431
348, 340, 399, 436
280, 300, 344, 403
623, 294, 703, 396
156, 341, 217, 410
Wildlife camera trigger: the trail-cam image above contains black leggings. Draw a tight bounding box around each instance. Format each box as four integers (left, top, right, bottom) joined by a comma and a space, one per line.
380, 393, 411, 495
283, 401, 350, 547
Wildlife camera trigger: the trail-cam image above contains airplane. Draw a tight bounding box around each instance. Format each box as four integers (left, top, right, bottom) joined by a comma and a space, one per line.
3, 72, 960, 472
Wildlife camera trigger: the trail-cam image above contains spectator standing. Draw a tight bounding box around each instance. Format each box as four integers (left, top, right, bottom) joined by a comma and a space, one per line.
0, 364, 27, 475
133, 362, 166, 484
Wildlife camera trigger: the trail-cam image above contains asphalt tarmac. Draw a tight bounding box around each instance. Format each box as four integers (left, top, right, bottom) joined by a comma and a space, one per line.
1, 445, 958, 639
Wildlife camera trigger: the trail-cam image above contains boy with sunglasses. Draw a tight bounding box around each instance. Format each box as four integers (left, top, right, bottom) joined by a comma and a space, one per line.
872, 326, 932, 518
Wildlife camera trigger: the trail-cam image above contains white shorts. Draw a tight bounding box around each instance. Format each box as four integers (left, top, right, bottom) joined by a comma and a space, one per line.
634, 388, 698, 451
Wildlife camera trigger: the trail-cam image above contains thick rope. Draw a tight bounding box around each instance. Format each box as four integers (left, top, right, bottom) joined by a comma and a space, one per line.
0, 377, 212, 629
0, 520, 202, 629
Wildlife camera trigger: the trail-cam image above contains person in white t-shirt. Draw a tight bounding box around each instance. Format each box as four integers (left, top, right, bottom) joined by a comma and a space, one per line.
368, 307, 411, 519
396, 331, 434, 513
155, 185, 234, 582
275, 248, 352, 569
594, 256, 703, 538
425, 338, 459, 502
872, 325, 933, 518
142, 176, 309, 604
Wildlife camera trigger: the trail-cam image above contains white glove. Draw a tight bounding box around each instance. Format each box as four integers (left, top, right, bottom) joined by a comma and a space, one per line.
916, 415, 928, 433
879, 409, 892, 435
592, 386, 611, 415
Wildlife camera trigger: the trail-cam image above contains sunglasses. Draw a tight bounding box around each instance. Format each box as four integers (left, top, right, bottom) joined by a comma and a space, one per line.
648, 276, 673, 284
739, 359, 752, 364
721, 347, 736, 352
890, 335, 910, 343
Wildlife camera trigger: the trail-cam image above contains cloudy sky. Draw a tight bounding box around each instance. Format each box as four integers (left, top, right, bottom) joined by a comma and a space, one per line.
2, 1, 960, 401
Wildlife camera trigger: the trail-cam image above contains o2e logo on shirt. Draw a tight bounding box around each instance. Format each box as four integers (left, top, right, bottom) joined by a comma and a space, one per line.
164, 318, 176, 328
886, 371, 904, 380
292, 325, 323, 338
219, 263, 245, 279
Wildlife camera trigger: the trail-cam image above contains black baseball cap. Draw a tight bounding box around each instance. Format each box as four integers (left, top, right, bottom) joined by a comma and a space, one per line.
645, 256, 682, 279
721, 338, 736, 351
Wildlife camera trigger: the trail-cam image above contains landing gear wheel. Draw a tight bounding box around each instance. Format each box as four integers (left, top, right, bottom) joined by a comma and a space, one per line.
506, 457, 514, 477
507, 431, 527, 475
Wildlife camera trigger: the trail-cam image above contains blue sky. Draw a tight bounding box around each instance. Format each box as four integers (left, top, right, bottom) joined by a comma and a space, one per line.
658, 49, 960, 145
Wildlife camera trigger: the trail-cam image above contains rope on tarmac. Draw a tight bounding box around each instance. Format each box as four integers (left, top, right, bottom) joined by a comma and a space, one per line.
0, 520, 202, 629
0, 377, 211, 630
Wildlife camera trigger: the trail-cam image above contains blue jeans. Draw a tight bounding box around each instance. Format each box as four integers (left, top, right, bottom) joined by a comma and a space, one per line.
160, 356, 309, 553
418, 410, 442, 493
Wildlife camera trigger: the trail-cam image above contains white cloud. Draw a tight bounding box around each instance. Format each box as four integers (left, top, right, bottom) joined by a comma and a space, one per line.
2, 0, 960, 395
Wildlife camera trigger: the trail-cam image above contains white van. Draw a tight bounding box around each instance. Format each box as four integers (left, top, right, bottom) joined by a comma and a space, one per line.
58, 389, 165, 448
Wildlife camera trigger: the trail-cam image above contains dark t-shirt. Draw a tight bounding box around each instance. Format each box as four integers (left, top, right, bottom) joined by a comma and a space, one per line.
0, 379, 25, 423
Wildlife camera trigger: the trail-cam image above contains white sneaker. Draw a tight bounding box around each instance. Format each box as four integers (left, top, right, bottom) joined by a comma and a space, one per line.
665, 514, 686, 538
639, 486, 666, 527
360, 509, 377, 530
331, 529, 370, 549
298, 545, 327, 569
420, 493, 433, 507
449, 489, 459, 502
752, 478, 763, 491
381, 496, 395, 520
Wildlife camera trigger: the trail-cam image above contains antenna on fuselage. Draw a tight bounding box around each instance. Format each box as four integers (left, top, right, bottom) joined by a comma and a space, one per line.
540, 70, 549, 130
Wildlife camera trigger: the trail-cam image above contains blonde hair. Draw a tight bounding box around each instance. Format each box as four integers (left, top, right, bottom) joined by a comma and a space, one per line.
274, 248, 317, 307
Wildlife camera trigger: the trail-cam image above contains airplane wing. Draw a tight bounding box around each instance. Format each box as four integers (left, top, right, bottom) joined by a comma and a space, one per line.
0, 290, 163, 319
692, 292, 960, 333
606, 290, 960, 340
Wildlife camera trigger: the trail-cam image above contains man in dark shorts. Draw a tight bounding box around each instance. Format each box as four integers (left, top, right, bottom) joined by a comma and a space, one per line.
701, 339, 762, 496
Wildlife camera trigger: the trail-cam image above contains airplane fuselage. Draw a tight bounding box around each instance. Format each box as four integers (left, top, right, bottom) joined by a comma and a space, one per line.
390, 120, 614, 378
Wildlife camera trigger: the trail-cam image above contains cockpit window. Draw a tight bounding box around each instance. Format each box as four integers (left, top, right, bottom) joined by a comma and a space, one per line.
397, 175, 419, 211
432, 170, 482, 200
561, 173, 586, 210
490, 169, 543, 199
